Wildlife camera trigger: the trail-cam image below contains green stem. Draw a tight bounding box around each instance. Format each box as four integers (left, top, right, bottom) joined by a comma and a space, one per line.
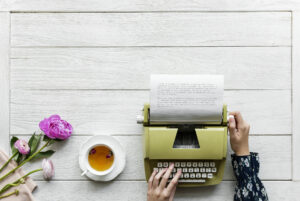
0, 168, 43, 195
0, 190, 19, 200
0, 140, 51, 182
0, 152, 18, 173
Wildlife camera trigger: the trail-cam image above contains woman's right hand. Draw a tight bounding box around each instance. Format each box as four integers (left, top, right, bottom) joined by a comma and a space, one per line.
147, 163, 182, 201
228, 111, 250, 156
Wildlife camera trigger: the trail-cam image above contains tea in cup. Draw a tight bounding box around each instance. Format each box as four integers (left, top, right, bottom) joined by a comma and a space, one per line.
88, 145, 114, 171
81, 144, 115, 176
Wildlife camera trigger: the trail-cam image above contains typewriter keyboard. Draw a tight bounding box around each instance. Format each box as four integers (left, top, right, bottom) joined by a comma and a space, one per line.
153, 161, 217, 183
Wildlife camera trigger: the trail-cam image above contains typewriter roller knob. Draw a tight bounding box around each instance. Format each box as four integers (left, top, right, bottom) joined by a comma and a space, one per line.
136, 115, 144, 124
227, 115, 234, 122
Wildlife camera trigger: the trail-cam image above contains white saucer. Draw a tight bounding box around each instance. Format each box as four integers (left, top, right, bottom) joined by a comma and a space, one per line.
79, 135, 126, 181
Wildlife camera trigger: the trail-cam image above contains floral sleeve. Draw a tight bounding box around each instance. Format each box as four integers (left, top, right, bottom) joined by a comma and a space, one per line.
231, 152, 269, 201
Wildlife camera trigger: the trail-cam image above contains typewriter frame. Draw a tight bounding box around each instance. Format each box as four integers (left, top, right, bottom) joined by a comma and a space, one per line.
142, 104, 228, 187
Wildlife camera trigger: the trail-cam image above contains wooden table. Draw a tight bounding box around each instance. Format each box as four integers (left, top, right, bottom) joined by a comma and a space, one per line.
0, 1, 300, 200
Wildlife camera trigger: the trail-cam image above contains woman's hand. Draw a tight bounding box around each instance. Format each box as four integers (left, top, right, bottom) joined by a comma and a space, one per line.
147, 163, 182, 201
228, 111, 250, 156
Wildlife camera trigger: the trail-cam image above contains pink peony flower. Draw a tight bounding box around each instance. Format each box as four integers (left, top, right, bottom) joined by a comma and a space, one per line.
14, 139, 30, 155
42, 159, 55, 180
39, 115, 73, 140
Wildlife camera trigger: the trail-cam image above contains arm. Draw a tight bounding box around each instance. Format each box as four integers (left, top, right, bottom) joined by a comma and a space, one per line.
228, 112, 269, 201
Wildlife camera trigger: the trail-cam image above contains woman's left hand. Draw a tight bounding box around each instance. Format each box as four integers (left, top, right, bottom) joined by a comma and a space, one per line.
147, 163, 182, 201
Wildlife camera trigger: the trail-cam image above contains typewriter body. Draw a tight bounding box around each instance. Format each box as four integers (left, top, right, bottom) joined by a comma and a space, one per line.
138, 104, 228, 187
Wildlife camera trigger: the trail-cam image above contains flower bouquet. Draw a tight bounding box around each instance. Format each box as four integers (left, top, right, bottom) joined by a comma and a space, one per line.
0, 115, 72, 199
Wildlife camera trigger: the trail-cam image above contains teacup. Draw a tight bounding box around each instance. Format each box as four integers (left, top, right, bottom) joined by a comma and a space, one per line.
81, 144, 115, 177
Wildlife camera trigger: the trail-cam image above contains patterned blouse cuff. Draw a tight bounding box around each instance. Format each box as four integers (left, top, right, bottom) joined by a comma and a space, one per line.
231, 152, 260, 182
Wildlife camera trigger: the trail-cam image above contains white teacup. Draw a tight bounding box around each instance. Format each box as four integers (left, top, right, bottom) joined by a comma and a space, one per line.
81, 144, 115, 177
79, 135, 126, 181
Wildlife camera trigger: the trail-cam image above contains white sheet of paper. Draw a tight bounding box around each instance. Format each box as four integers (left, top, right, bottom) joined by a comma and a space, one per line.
150, 74, 224, 123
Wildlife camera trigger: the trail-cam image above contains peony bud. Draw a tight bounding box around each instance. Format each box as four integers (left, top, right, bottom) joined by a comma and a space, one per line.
14, 139, 30, 155
42, 159, 55, 180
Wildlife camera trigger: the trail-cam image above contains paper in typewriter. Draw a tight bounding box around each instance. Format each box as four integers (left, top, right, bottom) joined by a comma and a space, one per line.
150, 74, 224, 123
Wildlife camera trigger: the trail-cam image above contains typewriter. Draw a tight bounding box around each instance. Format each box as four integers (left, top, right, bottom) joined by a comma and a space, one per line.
137, 104, 228, 187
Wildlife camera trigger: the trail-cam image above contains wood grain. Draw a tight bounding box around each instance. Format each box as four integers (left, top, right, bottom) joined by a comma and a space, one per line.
1, 0, 300, 12
20, 135, 291, 181
292, 12, 300, 181
10, 90, 291, 135
0, 12, 10, 153
0, 0, 297, 199
10, 47, 291, 90
11, 12, 291, 47
33, 181, 300, 201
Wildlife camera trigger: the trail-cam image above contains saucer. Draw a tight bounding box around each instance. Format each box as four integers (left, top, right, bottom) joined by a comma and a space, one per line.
79, 135, 126, 181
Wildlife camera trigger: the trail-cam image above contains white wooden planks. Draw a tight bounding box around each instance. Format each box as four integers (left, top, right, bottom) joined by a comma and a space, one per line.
3, 0, 296, 197
1, 0, 300, 12
33, 181, 300, 201
0, 12, 10, 153
21, 135, 291, 181
10, 47, 291, 90
292, 12, 300, 181
10, 90, 291, 135
11, 12, 291, 47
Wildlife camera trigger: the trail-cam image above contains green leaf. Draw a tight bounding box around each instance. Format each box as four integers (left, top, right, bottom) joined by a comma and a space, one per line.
43, 134, 51, 141
28, 132, 36, 147
16, 154, 23, 164
43, 135, 55, 145
28, 133, 42, 156
31, 150, 55, 161
10, 136, 19, 157
12, 148, 18, 155
13, 152, 19, 161
10, 136, 19, 151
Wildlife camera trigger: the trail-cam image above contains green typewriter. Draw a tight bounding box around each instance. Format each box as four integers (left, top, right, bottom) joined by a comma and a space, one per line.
137, 104, 228, 187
